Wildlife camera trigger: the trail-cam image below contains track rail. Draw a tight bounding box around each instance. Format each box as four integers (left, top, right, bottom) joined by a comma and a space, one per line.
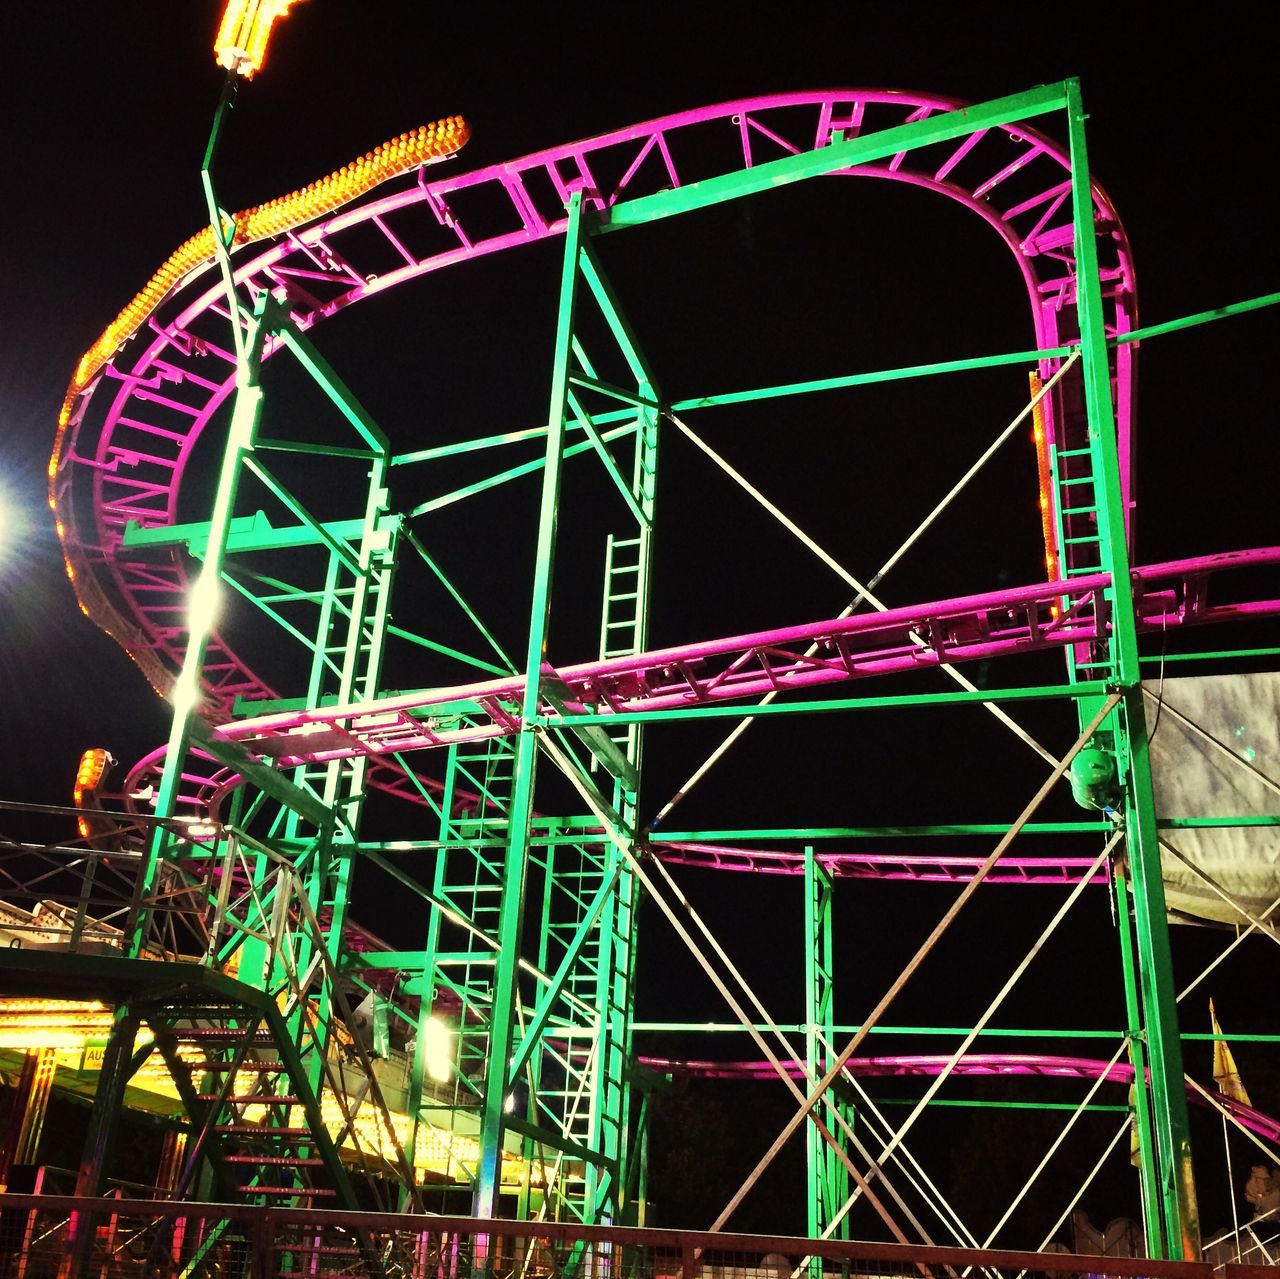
53, 89, 1136, 714
646, 1052, 1280, 1146
120, 546, 1280, 821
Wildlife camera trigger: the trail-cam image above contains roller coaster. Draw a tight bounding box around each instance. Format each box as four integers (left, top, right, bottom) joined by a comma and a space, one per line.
3, 15, 1279, 1272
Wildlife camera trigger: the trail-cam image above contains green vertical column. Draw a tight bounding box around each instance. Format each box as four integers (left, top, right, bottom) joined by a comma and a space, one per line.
804, 846, 848, 1240
473, 191, 587, 1218
1113, 863, 1164, 1254
1066, 79, 1199, 1258
129, 296, 270, 959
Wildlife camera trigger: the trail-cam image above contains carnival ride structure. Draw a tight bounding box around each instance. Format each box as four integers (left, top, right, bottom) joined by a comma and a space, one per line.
4, 42, 1280, 1268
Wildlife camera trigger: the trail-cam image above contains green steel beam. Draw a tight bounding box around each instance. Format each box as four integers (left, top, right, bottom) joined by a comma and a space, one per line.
603, 83, 1068, 231
129, 295, 272, 958
541, 680, 1112, 730
1067, 78, 1199, 1259
385, 623, 508, 675
672, 346, 1072, 412
389, 288, 1278, 473
241, 454, 364, 575
1138, 648, 1280, 665
1114, 290, 1280, 346
650, 821, 1107, 839
508, 861, 625, 1080
473, 192, 588, 1219
124, 509, 365, 554
408, 422, 636, 516
1114, 864, 1164, 1253
877, 1100, 1130, 1113
274, 326, 389, 453
567, 388, 650, 525
400, 523, 518, 673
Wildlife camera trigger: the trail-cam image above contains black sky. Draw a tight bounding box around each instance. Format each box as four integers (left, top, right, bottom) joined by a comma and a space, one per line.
1, 0, 1277, 1244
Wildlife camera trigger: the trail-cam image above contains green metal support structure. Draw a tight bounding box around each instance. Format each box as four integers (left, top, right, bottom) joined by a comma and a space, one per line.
51, 72, 1280, 1259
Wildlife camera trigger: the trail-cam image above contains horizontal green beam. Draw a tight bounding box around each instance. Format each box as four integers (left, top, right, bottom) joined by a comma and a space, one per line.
648, 822, 1107, 839
1114, 290, 1280, 347
670, 345, 1071, 413
1182, 1033, 1280, 1043
602, 82, 1069, 231
1160, 816, 1280, 829
124, 510, 367, 555
877, 1099, 1129, 1113
631, 1022, 1122, 1038
541, 680, 1111, 730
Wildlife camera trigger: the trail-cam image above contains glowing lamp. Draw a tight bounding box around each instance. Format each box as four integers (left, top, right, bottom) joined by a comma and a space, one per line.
73, 747, 115, 840
171, 673, 200, 716
423, 1015, 454, 1082
187, 571, 221, 634
215, 0, 306, 79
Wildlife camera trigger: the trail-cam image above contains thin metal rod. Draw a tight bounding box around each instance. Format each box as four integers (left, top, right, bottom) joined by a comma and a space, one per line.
1031, 1117, 1132, 1256
837, 836, 1117, 1219
982, 1037, 1129, 1248
819, 1036, 986, 1250
708, 694, 1120, 1232
1185, 1076, 1280, 1166
643, 849, 941, 1244
1177, 890, 1280, 1001
536, 732, 917, 1245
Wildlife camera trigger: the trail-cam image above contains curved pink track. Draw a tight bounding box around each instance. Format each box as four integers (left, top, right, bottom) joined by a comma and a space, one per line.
56, 89, 1138, 716
644, 1053, 1280, 1146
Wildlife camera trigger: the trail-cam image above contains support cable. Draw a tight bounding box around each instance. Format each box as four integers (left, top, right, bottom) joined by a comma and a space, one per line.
829, 835, 1118, 1226
535, 732, 919, 1246
1178, 890, 1280, 1001
979, 1037, 1130, 1250
655, 363, 1079, 827
642, 847, 944, 1245
818, 1033, 987, 1251
1029, 1117, 1132, 1259
708, 694, 1120, 1232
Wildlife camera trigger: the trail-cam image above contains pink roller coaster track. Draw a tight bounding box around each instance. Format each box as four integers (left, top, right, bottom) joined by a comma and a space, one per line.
54, 90, 1280, 886
645, 1054, 1280, 1147
53, 89, 1142, 712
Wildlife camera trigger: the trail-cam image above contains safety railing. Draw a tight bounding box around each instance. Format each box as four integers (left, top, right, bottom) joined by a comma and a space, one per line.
0, 1194, 1242, 1279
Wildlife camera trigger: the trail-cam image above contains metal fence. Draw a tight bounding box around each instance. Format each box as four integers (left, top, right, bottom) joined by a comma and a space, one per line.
0, 1194, 1243, 1279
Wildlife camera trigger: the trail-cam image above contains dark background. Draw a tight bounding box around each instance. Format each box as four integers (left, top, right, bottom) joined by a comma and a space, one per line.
1, 0, 1277, 1247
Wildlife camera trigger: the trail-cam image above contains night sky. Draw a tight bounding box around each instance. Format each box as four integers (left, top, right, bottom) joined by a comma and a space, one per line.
1, 0, 1277, 1246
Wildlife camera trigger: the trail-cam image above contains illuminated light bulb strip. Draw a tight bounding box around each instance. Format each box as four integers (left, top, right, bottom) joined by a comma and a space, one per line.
48, 115, 470, 674
73, 746, 113, 839
215, 0, 305, 79
1029, 370, 1060, 584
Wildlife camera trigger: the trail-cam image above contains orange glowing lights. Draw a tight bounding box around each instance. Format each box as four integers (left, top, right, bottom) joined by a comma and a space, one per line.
215, 0, 306, 79
49, 117, 469, 655
1029, 371, 1060, 584
73, 747, 113, 840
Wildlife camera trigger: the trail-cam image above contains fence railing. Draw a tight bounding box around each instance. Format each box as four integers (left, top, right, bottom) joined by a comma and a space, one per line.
0, 1193, 1241, 1279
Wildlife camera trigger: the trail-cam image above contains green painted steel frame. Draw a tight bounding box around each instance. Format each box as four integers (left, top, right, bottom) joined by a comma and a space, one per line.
119, 76, 1229, 1253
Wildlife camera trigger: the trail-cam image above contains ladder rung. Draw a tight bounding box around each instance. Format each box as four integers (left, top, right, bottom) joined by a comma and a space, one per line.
1061, 504, 1098, 515
1057, 447, 1094, 457
1063, 535, 1101, 545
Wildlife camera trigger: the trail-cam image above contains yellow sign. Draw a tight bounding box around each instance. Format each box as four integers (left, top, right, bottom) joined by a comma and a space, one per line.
79, 1038, 108, 1072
